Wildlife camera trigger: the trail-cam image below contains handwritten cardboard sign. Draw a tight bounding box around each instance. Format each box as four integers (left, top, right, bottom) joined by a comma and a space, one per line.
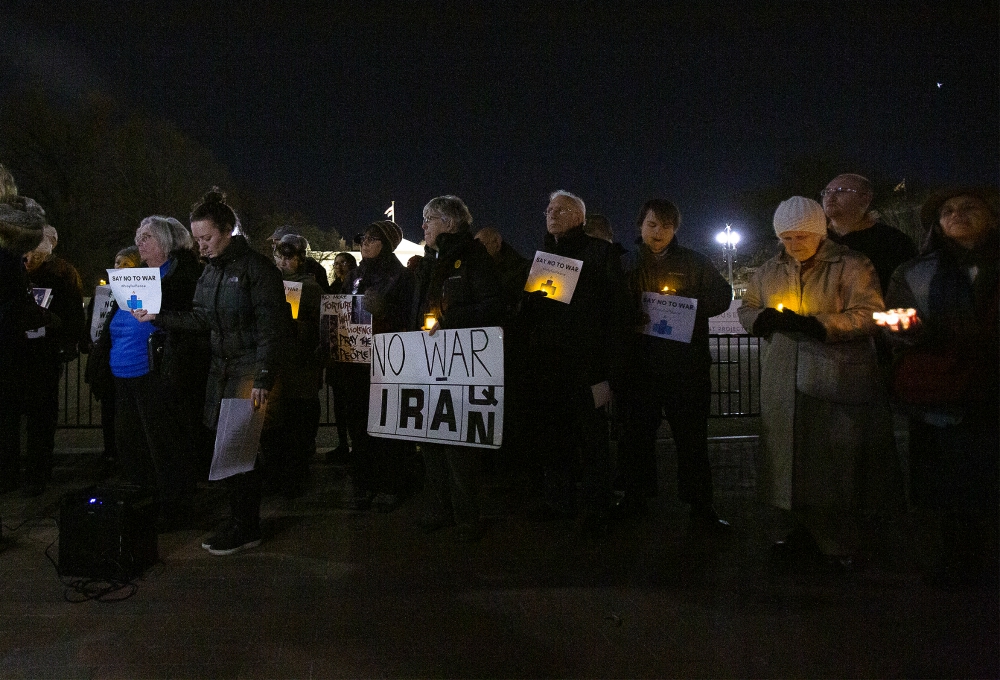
320, 294, 373, 364
367, 327, 504, 449
89, 285, 115, 342
524, 251, 583, 304
641, 292, 698, 343
106, 267, 162, 314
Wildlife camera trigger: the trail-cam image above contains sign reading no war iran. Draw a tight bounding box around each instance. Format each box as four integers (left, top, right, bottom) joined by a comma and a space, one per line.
367, 327, 504, 450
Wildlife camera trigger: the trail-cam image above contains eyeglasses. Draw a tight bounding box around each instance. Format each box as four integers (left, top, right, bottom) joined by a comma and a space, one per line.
135, 233, 153, 246
544, 207, 575, 217
360, 234, 380, 244
820, 187, 861, 198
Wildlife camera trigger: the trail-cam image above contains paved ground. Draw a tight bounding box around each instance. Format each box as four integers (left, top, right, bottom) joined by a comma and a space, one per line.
0, 424, 997, 679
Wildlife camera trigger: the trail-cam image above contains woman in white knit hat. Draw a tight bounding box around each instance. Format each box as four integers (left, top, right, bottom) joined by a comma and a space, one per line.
738, 196, 899, 571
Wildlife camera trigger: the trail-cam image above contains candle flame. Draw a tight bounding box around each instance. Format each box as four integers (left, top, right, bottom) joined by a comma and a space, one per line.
776, 303, 784, 311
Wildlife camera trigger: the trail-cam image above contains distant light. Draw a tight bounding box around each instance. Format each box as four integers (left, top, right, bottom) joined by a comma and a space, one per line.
937, 82, 942, 88
715, 226, 740, 246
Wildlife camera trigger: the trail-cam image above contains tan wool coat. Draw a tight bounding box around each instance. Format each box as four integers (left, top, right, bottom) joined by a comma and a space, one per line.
738, 238, 894, 511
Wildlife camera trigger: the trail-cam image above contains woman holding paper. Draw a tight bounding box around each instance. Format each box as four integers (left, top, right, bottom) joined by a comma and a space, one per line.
91, 216, 201, 528
882, 187, 998, 587
261, 233, 323, 498
738, 196, 896, 571
619, 199, 733, 526
341, 220, 414, 511
133, 189, 288, 555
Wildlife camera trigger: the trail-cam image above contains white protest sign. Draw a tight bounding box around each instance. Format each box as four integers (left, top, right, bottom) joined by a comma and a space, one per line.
26, 288, 53, 339
209, 398, 266, 481
708, 299, 744, 335
89, 285, 115, 342
367, 327, 504, 449
641, 292, 698, 343
320, 294, 373, 364
283, 280, 303, 319
524, 251, 583, 304
106, 267, 162, 314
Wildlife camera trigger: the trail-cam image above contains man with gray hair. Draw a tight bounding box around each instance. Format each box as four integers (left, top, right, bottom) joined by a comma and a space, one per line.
516, 189, 628, 533
822, 173, 916, 294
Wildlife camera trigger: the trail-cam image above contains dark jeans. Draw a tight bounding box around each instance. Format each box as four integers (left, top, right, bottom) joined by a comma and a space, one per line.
523, 385, 613, 516
422, 442, 481, 526
114, 373, 194, 504
620, 372, 714, 509
261, 396, 320, 490
0, 379, 21, 489
909, 414, 999, 514
23, 344, 62, 486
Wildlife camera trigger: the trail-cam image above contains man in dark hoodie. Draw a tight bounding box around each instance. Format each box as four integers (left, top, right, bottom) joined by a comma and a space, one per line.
0, 176, 50, 494
410, 196, 503, 541
516, 190, 629, 532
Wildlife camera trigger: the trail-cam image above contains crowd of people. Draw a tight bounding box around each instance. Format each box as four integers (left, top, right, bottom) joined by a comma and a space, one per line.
0, 164, 996, 588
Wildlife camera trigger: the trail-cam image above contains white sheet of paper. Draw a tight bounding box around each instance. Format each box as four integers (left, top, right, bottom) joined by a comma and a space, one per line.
283, 280, 303, 320
106, 267, 162, 314
641, 292, 698, 343
89, 285, 115, 343
209, 398, 265, 481
524, 251, 584, 304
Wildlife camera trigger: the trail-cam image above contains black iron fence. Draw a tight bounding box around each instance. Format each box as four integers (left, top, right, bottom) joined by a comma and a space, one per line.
57, 334, 762, 428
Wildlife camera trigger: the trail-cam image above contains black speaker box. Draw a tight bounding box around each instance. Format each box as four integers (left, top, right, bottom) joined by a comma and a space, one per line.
58, 485, 158, 581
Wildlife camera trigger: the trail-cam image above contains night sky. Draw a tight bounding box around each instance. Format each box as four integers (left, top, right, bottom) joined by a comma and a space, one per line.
2, 1, 998, 257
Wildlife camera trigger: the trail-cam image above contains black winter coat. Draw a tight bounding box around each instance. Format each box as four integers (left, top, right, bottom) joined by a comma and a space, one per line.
0, 247, 48, 382
27, 256, 85, 360
155, 236, 290, 425
354, 251, 414, 335
624, 239, 733, 377
517, 226, 629, 391
410, 231, 504, 331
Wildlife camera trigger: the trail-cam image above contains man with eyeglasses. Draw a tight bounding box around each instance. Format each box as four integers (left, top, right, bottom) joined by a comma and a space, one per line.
515, 190, 628, 534
821, 174, 916, 295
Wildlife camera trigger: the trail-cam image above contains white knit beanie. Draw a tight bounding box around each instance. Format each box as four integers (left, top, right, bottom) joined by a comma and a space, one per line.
773, 196, 827, 235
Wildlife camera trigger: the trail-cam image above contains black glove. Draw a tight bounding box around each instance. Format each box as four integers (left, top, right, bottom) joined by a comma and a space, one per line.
788, 313, 827, 341
751, 307, 783, 337
362, 290, 386, 318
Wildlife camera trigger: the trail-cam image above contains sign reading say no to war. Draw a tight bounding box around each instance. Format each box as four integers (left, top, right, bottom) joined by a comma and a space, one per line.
367, 327, 504, 449
106, 267, 162, 314
523, 251, 583, 304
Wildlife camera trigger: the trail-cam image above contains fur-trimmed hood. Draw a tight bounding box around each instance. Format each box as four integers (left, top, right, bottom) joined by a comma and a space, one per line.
0, 196, 46, 255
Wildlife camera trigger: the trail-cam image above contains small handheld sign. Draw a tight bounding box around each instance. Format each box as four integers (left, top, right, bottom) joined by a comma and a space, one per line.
524, 251, 583, 304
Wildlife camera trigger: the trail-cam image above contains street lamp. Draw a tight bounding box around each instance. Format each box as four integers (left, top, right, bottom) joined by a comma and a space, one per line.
715, 223, 740, 286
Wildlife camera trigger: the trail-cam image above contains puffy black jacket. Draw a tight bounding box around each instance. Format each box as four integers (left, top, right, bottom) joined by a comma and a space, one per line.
410, 231, 504, 331
27, 256, 85, 360
624, 239, 733, 377
156, 235, 289, 394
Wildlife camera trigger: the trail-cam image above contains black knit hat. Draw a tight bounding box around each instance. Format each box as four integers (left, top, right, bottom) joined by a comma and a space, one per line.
365, 220, 403, 251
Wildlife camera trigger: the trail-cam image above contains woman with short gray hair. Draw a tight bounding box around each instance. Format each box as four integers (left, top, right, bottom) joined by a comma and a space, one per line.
423, 195, 474, 233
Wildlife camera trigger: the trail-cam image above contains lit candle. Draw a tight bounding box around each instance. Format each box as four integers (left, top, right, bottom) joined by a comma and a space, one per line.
776, 303, 784, 312
422, 313, 438, 332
